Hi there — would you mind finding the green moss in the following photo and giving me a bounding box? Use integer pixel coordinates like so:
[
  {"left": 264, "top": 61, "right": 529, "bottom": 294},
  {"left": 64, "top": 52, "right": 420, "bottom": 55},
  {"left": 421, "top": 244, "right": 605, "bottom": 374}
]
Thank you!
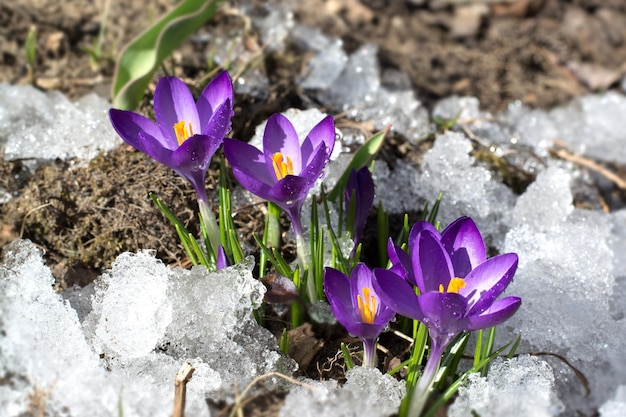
[{"left": 473, "top": 148, "right": 535, "bottom": 195}]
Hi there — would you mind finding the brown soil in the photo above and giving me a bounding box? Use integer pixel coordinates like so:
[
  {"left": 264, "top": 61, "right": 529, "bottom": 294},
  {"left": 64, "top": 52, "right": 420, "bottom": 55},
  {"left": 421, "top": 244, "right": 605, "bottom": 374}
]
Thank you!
[{"left": 1, "top": 0, "right": 625, "bottom": 415}]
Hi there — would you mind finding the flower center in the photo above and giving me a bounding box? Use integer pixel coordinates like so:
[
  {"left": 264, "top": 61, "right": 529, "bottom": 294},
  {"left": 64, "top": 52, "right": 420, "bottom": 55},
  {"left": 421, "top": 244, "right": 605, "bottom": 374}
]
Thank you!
[
  {"left": 272, "top": 152, "right": 294, "bottom": 180},
  {"left": 439, "top": 277, "right": 466, "bottom": 294},
  {"left": 174, "top": 120, "right": 194, "bottom": 146},
  {"left": 357, "top": 287, "right": 378, "bottom": 324}
]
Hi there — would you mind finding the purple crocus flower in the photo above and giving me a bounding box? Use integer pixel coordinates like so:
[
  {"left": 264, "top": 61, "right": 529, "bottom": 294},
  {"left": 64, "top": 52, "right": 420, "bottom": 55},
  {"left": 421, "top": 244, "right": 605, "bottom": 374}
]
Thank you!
[
  {"left": 345, "top": 167, "right": 375, "bottom": 250},
  {"left": 109, "top": 72, "right": 234, "bottom": 256},
  {"left": 374, "top": 216, "right": 521, "bottom": 416},
  {"left": 324, "top": 264, "right": 395, "bottom": 368},
  {"left": 216, "top": 245, "right": 229, "bottom": 270},
  {"left": 223, "top": 113, "right": 335, "bottom": 238},
  {"left": 387, "top": 216, "right": 487, "bottom": 287}
]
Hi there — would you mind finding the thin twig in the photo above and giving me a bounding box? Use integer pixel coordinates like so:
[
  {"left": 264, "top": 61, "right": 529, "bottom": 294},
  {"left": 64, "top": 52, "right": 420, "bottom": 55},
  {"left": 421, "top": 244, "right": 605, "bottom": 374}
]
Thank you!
[
  {"left": 172, "top": 362, "right": 195, "bottom": 417},
  {"left": 20, "top": 203, "right": 52, "bottom": 238},
  {"left": 391, "top": 329, "right": 415, "bottom": 344},
  {"left": 530, "top": 351, "right": 590, "bottom": 398},
  {"left": 228, "top": 372, "right": 315, "bottom": 417},
  {"left": 551, "top": 147, "right": 626, "bottom": 190}
]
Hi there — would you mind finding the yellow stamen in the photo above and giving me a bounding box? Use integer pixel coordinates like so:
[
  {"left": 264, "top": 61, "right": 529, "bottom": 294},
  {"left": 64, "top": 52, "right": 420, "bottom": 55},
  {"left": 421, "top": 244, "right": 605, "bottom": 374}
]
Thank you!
[
  {"left": 357, "top": 287, "right": 378, "bottom": 324},
  {"left": 174, "top": 120, "right": 194, "bottom": 146},
  {"left": 439, "top": 277, "right": 466, "bottom": 294},
  {"left": 272, "top": 152, "right": 294, "bottom": 180}
]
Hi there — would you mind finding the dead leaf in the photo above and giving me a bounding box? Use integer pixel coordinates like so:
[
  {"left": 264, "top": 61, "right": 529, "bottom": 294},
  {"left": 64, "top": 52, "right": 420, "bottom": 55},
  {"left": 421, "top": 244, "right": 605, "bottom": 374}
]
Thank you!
[
  {"left": 567, "top": 61, "right": 624, "bottom": 90},
  {"left": 287, "top": 323, "right": 324, "bottom": 369}
]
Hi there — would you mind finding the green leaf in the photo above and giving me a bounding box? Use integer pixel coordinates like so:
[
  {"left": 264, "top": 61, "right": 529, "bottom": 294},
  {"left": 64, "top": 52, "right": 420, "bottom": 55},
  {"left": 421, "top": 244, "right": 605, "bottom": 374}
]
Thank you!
[
  {"left": 150, "top": 192, "right": 209, "bottom": 267},
  {"left": 327, "top": 126, "right": 389, "bottom": 201},
  {"left": 432, "top": 112, "right": 461, "bottom": 132},
  {"left": 377, "top": 201, "right": 389, "bottom": 267},
  {"left": 25, "top": 25, "right": 37, "bottom": 70},
  {"left": 341, "top": 342, "right": 355, "bottom": 370},
  {"left": 423, "top": 341, "right": 514, "bottom": 417},
  {"left": 111, "top": 0, "right": 225, "bottom": 110},
  {"left": 266, "top": 202, "right": 282, "bottom": 249},
  {"left": 279, "top": 328, "right": 290, "bottom": 355},
  {"left": 218, "top": 156, "right": 244, "bottom": 265},
  {"left": 387, "top": 357, "right": 411, "bottom": 376},
  {"left": 506, "top": 334, "right": 522, "bottom": 359}
]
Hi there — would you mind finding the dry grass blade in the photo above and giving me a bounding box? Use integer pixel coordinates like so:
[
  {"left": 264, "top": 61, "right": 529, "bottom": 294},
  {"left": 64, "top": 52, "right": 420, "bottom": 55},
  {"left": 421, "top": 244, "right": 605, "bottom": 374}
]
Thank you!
[
  {"left": 551, "top": 145, "right": 626, "bottom": 190},
  {"left": 228, "top": 372, "right": 315, "bottom": 417},
  {"left": 172, "top": 361, "right": 195, "bottom": 417}
]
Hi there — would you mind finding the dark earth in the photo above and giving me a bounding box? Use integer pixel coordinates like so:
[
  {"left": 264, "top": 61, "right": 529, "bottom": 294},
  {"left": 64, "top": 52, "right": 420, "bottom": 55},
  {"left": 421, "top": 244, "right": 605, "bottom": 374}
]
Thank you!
[{"left": 1, "top": 0, "right": 626, "bottom": 415}]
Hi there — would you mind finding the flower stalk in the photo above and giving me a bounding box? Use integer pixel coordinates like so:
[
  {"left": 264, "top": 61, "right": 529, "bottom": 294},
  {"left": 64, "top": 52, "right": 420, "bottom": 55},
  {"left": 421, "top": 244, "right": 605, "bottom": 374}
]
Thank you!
[
  {"left": 198, "top": 199, "right": 221, "bottom": 260},
  {"left": 406, "top": 338, "right": 445, "bottom": 417}
]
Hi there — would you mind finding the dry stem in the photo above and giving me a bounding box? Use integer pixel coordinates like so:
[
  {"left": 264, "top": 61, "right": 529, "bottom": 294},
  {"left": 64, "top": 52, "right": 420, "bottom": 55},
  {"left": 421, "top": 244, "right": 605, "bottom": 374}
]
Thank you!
[
  {"left": 172, "top": 361, "right": 195, "bottom": 417},
  {"left": 552, "top": 146, "right": 626, "bottom": 191}
]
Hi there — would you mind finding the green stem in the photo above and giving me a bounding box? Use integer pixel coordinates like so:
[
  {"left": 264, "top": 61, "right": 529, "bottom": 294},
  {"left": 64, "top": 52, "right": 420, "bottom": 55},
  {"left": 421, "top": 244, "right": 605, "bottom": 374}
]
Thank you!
[
  {"left": 362, "top": 338, "right": 378, "bottom": 368},
  {"left": 407, "top": 340, "right": 446, "bottom": 417},
  {"left": 198, "top": 200, "right": 221, "bottom": 259},
  {"left": 296, "top": 234, "right": 316, "bottom": 303}
]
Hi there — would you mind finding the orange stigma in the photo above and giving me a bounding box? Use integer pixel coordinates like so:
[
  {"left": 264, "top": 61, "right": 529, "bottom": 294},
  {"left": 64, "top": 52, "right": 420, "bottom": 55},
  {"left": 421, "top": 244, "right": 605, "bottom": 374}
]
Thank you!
[
  {"left": 272, "top": 152, "right": 294, "bottom": 180},
  {"left": 357, "top": 287, "right": 378, "bottom": 324},
  {"left": 174, "top": 120, "right": 194, "bottom": 146},
  {"left": 439, "top": 278, "right": 466, "bottom": 294}
]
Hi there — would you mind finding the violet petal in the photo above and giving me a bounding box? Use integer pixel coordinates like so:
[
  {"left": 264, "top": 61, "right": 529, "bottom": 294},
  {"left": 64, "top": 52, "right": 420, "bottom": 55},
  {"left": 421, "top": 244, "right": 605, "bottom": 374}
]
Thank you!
[
  {"left": 408, "top": 221, "right": 439, "bottom": 247},
  {"left": 109, "top": 109, "right": 177, "bottom": 167},
  {"left": 412, "top": 230, "right": 454, "bottom": 293},
  {"left": 373, "top": 268, "right": 424, "bottom": 321},
  {"left": 387, "top": 239, "right": 414, "bottom": 285},
  {"left": 223, "top": 138, "right": 276, "bottom": 186},
  {"left": 266, "top": 175, "right": 310, "bottom": 205},
  {"left": 153, "top": 77, "right": 200, "bottom": 145},
  {"left": 197, "top": 71, "right": 234, "bottom": 132},
  {"left": 301, "top": 115, "right": 335, "bottom": 166},
  {"left": 416, "top": 291, "right": 468, "bottom": 336},
  {"left": 440, "top": 216, "right": 487, "bottom": 277},
  {"left": 263, "top": 114, "right": 303, "bottom": 175},
  {"left": 202, "top": 99, "right": 232, "bottom": 140},
  {"left": 461, "top": 253, "right": 518, "bottom": 315},
  {"left": 465, "top": 297, "right": 522, "bottom": 331}
]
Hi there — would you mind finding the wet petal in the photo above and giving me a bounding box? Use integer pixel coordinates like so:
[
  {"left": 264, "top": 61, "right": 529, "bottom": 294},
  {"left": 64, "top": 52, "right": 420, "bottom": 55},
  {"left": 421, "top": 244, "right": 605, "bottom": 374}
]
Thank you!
[
  {"left": 440, "top": 216, "right": 487, "bottom": 277},
  {"left": 461, "top": 253, "right": 519, "bottom": 315},
  {"left": 170, "top": 134, "right": 218, "bottom": 172},
  {"left": 266, "top": 175, "right": 310, "bottom": 205},
  {"left": 154, "top": 77, "right": 200, "bottom": 145},
  {"left": 408, "top": 221, "right": 439, "bottom": 247},
  {"left": 465, "top": 297, "right": 522, "bottom": 331},
  {"left": 201, "top": 99, "right": 233, "bottom": 140},
  {"left": 224, "top": 138, "right": 275, "bottom": 186},
  {"left": 197, "top": 71, "right": 234, "bottom": 133},
  {"left": 324, "top": 267, "right": 358, "bottom": 324},
  {"left": 301, "top": 115, "right": 335, "bottom": 166},
  {"left": 346, "top": 167, "right": 375, "bottom": 245},
  {"left": 416, "top": 291, "right": 468, "bottom": 336},
  {"left": 109, "top": 108, "right": 171, "bottom": 151},
  {"left": 324, "top": 267, "right": 353, "bottom": 305},
  {"left": 169, "top": 134, "right": 217, "bottom": 192},
  {"left": 373, "top": 268, "right": 424, "bottom": 321},
  {"left": 347, "top": 322, "right": 388, "bottom": 341},
  {"left": 412, "top": 230, "right": 454, "bottom": 293},
  {"left": 373, "top": 303, "right": 396, "bottom": 327},
  {"left": 387, "top": 239, "right": 414, "bottom": 285},
  {"left": 263, "top": 114, "right": 303, "bottom": 175},
  {"left": 109, "top": 109, "right": 174, "bottom": 163},
  {"left": 298, "top": 142, "right": 327, "bottom": 185},
  {"left": 352, "top": 263, "right": 374, "bottom": 294}
]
